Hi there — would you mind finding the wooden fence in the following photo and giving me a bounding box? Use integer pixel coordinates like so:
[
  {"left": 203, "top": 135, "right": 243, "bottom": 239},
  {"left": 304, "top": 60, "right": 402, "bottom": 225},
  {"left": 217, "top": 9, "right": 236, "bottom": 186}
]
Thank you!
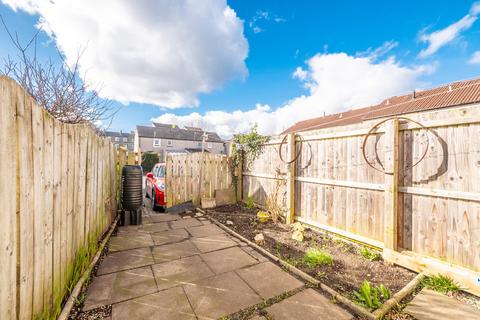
[
  {"left": 242, "top": 103, "right": 480, "bottom": 295},
  {"left": 0, "top": 76, "right": 118, "bottom": 319},
  {"left": 165, "top": 152, "right": 231, "bottom": 207}
]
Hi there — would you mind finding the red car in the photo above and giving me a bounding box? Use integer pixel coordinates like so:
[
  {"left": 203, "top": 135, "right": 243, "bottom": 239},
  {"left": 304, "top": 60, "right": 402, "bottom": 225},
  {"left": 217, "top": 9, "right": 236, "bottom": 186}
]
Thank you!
[{"left": 145, "top": 163, "right": 166, "bottom": 211}]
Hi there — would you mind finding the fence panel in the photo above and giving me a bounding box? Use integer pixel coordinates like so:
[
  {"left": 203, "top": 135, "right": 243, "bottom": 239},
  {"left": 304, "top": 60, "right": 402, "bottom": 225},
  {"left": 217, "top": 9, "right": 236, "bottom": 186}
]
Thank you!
[
  {"left": 0, "top": 75, "right": 118, "bottom": 319},
  {"left": 166, "top": 152, "right": 231, "bottom": 206}
]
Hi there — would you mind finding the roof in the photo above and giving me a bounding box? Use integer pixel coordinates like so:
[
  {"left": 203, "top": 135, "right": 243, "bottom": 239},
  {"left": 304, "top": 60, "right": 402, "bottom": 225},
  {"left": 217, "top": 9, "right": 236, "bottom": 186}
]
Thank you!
[
  {"left": 136, "top": 125, "right": 224, "bottom": 143},
  {"left": 283, "top": 78, "right": 480, "bottom": 134},
  {"left": 104, "top": 130, "right": 133, "bottom": 138}
]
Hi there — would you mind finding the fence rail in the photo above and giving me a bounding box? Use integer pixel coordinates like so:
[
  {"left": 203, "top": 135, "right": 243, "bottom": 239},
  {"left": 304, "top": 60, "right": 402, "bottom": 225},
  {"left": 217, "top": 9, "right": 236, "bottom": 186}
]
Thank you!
[
  {"left": 0, "top": 76, "right": 117, "bottom": 319},
  {"left": 242, "top": 102, "right": 480, "bottom": 296}
]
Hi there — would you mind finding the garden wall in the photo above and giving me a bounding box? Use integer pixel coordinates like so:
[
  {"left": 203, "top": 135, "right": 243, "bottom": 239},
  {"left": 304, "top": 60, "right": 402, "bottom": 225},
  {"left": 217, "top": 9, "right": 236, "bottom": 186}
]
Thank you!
[{"left": 0, "top": 76, "right": 118, "bottom": 319}]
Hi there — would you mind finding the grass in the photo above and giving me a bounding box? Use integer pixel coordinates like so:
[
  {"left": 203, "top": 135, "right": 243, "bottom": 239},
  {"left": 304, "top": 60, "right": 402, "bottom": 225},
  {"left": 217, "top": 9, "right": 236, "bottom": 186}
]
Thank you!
[
  {"left": 421, "top": 274, "right": 461, "bottom": 294},
  {"left": 358, "top": 246, "right": 382, "bottom": 261},
  {"left": 303, "top": 248, "right": 333, "bottom": 267}
]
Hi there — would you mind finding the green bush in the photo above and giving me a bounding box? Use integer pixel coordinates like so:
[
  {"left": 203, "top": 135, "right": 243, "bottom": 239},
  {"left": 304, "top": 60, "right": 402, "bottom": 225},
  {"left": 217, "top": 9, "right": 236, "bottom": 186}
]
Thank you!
[
  {"left": 141, "top": 152, "right": 159, "bottom": 174},
  {"left": 303, "top": 248, "right": 333, "bottom": 267},
  {"left": 246, "top": 196, "right": 255, "bottom": 209},
  {"left": 421, "top": 274, "right": 460, "bottom": 294},
  {"left": 353, "top": 281, "right": 391, "bottom": 310},
  {"left": 358, "top": 246, "right": 382, "bottom": 261}
]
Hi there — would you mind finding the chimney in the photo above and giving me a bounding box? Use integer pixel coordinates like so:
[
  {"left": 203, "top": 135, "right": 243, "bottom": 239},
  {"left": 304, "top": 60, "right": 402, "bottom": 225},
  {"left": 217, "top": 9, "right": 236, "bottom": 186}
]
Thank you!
[
  {"left": 386, "top": 99, "right": 390, "bottom": 105},
  {"left": 412, "top": 90, "right": 416, "bottom": 99},
  {"left": 448, "top": 84, "right": 452, "bottom": 92}
]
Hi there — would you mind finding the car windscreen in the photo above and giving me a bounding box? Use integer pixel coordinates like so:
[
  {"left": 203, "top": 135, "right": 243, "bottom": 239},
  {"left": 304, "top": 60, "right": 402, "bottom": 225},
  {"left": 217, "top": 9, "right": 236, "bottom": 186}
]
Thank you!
[{"left": 157, "top": 166, "right": 165, "bottom": 177}]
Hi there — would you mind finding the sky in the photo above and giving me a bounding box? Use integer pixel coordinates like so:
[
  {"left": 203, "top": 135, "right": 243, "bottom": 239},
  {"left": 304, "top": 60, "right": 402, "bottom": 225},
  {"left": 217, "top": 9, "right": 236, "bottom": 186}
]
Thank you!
[{"left": 1, "top": 0, "right": 480, "bottom": 137}]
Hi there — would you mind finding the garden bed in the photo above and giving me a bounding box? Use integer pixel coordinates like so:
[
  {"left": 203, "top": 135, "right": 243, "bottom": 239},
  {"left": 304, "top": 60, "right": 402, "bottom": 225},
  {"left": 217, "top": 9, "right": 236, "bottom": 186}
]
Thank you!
[{"left": 205, "top": 204, "right": 416, "bottom": 303}]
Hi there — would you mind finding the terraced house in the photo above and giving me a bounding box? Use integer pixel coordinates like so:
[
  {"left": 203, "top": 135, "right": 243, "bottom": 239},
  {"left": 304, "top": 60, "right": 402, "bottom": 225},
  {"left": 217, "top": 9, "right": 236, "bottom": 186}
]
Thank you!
[{"left": 134, "top": 123, "right": 226, "bottom": 161}]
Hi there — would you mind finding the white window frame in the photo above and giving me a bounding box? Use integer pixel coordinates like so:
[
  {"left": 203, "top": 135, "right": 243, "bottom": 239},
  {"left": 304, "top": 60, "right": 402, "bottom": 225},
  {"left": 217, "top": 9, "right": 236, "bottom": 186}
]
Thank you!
[
  {"left": 167, "top": 140, "right": 173, "bottom": 147},
  {"left": 114, "top": 137, "right": 119, "bottom": 142},
  {"left": 207, "top": 142, "right": 212, "bottom": 149},
  {"left": 197, "top": 142, "right": 202, "bottom": 147},
  {"left": 123, "top": 137, "right": 128, "bottom": 142},
  {"left": 153, "top": 138, "right": 161, "bottom": 147}
]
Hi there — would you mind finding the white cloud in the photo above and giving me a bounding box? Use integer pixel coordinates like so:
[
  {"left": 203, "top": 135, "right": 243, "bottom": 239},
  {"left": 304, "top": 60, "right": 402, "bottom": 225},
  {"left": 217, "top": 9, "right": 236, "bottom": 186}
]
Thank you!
[
  {"left": 248, "top": 10, "right": 285, "bottom": 34},
  {"left": 152, "top": 51, "right": 434, "bottom": 138},
  {"left": 2, "top": 0, "right": 248, "bottom": 108},
  {"left": 469, "top": 50, "right": 480, "bottom": 64},
  {"left": 292, "top": 67, "right": 308, "bottom": 81},
  {"left": 419, "top": 2, "right": 480, "bottom": 58}
]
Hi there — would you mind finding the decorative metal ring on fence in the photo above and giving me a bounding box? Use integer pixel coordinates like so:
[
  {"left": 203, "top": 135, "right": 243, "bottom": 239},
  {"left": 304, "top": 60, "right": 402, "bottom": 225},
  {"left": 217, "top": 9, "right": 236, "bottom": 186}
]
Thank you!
[
  {"left": 278, "top": 133, "right": 303, "bottom": 164},
  {"left": 361, "top": 116, "right": 430, "bottom": 175}
]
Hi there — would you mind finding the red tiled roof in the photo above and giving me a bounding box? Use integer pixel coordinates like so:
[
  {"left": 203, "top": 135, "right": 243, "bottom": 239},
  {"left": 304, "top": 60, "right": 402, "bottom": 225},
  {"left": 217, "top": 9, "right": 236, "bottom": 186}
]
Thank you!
[{"left": 283, "top": 78, "right": 480, "bottom": 134}]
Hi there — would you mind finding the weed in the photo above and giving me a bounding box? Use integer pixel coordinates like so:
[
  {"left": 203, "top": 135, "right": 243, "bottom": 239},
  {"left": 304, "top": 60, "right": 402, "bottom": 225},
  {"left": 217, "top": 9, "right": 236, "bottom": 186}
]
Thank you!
[
  {"left": 303, "top": 248, "right": 333, "bottom": 267},
  {"left": 317, "top": 271, "right": 326, "bottom": 279},
  {"left": 358, "top": 246, "right": 382, "bottom": 261},
  {"left": 421, "top": 274, "right": 461, "bottom": 294},
  {"left": 75, "top": 292, "right": 86, "bottom": 307},
  {"left": 353, "top": 281, "right": 391, "bottom": 310},
  {"left": 246, "top": 196, "right": 255, "bottom": 209}
]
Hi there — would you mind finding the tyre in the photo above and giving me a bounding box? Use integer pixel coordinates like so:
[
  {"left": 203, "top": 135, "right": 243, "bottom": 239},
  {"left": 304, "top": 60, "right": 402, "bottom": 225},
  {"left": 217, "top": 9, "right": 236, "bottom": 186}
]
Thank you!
[{"left": 152, "top": 188, "right": 159, "bottom": 211}]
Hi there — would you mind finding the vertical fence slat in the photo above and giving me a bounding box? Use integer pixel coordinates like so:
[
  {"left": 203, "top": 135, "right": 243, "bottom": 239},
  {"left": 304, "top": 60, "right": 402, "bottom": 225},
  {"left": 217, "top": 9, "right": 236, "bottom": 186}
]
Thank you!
[
  {"left": 52, "top": 119, "right": 63, "bottom": 307},
  {"left": 0, "top": 76, "right": 18, "bottom": 319}
]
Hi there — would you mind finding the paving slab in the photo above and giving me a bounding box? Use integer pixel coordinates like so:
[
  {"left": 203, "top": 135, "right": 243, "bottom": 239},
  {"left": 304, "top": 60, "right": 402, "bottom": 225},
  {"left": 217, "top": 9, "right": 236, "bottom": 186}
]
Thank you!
[
  {"left": 149, "top": 213, "right": 181, "bottom": 223},
  {"left": 190, "top": 233, "right": 237, "bottom": 253},
  {"left": 265, "top": 288, "right": 351, "bottom": 320},
  {"left": 115, "top": 225, "right": 148, "bottom": 236},
  {"left": 152, "top": 255, "right": 214, "bottom": 290},
  {"left": 111, "top": 286, "right": 196, "bottom": 320},
  {"left": 109, "top": 234, "right": 154, "bottom": 252},
  {"left": 151, "top": 228, "right": 190, "bottom": 246},
  {"left": 83, "top": 266, "right": 157, "bottom": 310},
  {"left": 183, "top": 271, "right": 262, "bottom": 319},
  {"left": 201, "top": 246, "right": 258, "bottom": 274},
  {"left": 404, "top": 289, "right": 480, "bottom": 320},
  {"left": 97, "top": 247, "right": 154, "bottom": 275},
  {"left": 142, "top": 222, "right": 170, "bottom": 233},
  {"left": 170, "top": 217, "right": 203, "bottom": 229},
  {"left": 236, "top": 262, "right": 304, "bottom": 299},
  {"left": 151, "top": 240, "right": 200, "bottom": 263},
  {"left": 186, "top": 223, "right": 225, "bottom": 237},
  {"left": 241, "top": 246, "right": 269, "bottom": 262}
]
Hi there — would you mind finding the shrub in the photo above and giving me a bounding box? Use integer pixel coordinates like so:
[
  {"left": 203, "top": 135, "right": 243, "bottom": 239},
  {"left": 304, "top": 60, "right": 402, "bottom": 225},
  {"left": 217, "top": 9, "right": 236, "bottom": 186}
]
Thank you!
[
  {"left": 358, "top": 246, "right": 382, "bottom": 261},
  {"left": 421, "top": 274, "right": 460, "bottom": 294},
  {"left": 303, "top": 248, "right": 333, "bottom": 267},
  {"left": 246, "top": 196, "right": 255, "bottom": 209},
  {"left": 141, "top": 152, "right": 159, "bottom": 174},
  {"left": 353, "top": 281, "right": 391, "bottom": 310}
]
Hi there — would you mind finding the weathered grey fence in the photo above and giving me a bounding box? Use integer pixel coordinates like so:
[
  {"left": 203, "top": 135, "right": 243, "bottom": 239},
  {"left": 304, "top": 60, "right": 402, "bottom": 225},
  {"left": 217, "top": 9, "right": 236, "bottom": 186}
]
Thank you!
[
  {"left": 0, "top": 76, "right": 117, "bottom": 319},
  {"left": 242, "top": 103, "right": 480, "bottom": 296}
]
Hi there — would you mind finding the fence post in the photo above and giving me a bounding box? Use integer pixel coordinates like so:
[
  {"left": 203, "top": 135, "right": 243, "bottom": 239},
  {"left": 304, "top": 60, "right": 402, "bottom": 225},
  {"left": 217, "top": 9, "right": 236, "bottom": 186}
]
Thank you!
[
  {"left": 383, "top": 118, "right": 399, "bottom": 253},
  {"left": 286, "top": 133, "right": 296, "bottom": 224}
]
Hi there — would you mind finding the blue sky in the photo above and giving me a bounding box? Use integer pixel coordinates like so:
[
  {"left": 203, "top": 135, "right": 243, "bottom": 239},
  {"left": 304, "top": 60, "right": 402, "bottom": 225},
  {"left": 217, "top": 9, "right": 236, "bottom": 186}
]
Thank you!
[{"left": 1, "top": 1, "right": 479, "bottom": 136}]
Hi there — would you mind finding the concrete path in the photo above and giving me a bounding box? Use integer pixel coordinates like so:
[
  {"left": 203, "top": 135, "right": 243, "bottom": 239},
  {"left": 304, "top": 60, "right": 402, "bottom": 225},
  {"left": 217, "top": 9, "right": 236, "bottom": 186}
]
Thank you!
[
  {"left": 82, "top": 204, "right": 352, "bottom": 319},
  {"left": 405, "top": 289, "right": 480, "bottom": 320}
]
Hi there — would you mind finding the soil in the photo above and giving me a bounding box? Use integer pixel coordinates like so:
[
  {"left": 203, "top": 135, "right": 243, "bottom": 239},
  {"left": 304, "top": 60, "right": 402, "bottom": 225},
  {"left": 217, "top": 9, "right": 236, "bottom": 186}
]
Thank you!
[{"left": 205, "top": 204, "right": 416, "bottom": 298}]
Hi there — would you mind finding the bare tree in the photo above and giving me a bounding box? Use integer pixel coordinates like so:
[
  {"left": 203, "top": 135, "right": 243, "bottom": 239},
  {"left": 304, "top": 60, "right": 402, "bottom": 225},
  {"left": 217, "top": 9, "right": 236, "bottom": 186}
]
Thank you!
[{"left": 0, "top": 16, "right": 116, "bottom": 126}]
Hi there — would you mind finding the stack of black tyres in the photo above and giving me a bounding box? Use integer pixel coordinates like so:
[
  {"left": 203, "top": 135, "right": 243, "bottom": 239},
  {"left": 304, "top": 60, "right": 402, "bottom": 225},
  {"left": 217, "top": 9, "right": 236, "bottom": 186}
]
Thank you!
[{"left": 121, "top": 165, "right": 143, "bottom": 226}]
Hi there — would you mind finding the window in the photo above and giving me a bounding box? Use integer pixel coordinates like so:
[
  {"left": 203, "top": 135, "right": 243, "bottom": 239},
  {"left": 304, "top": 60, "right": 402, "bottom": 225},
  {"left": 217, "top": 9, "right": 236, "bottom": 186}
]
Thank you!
[
  {"left": 114, "top": 143, "right": 119, "bottom": 148},
  {"left": 157, "top": 166, "right": 165, "bottom": 177},
  {"left": 167, "top": 140, "right": 173, "bottom": 147},
  {"left": 114, "top": 137, "right": 119, "bottom": 142},
  {"left": 208, "top": 143, "right": 212, "bottom": 149},
  {"left": 123, "top": 137, "right": 128, "bottom": 142},
  {"left": 153, "top": 139, "right": 161, "bottom": 147},
  {"left": 197, "top": 142, "right": 202, "bottom": 147}
]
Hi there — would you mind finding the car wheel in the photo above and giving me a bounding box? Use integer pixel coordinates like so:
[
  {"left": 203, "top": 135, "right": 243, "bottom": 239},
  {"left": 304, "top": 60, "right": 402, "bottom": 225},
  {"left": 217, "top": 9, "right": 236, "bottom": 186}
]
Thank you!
[{"left": 152, "top": 188, "right": 158, "bottom": 211}]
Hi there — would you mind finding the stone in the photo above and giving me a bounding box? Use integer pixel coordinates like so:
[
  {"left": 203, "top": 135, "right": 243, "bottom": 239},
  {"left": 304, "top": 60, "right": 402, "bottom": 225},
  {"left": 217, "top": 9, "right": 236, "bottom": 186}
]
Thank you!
[
  {"left": 194, "top": 212, "right": 203, "bottom": 217},
  {"left": 236, "top": 262, "right": 304, "bottom": 299},
  {"left": 142, "top": 222, "right": 170, "bottom": 233},
  {"left": 404, "top": 289, "right": 480, "bottom": 320},
  {"left": 97, "top": 247, "right": 154, "bottom": 275},
  {"left": 150, "top": 229, "right": 189, "bottom": 246},
  {"left": 190, "top": 233, "right": 237, "bottom": 253},
  {"left": 201, "top": 246, "right": 258, "bottom": 274},
  {"left": 291, "top": 230, "right": 304, "bottom": 242},
  {"left": 151, "top": 240, "right": 200, "bottom": 263},
  {"left": 254, "top": 233, "right": 265, "bottom": 246},
  {"left": 226, "top": 220, "right": 234, "bottom": 225},
  {"left": 214, "top": 188, "right": 236, "bottom": 206},
  {"left": 186, "top": 224, "right": 224, "bottom": 238},
  {"left": 183, "top": 271, "right": 261, "bottom": 319},
  {"left": 83, "top": 266, "right": 157, "bottom": 310},
  {"left": 151, "top": 255, "right": 214, "bottom": 290},
  {"left": 109, "top": 234, "right": 154, "bottom": 252},
  {"left": 266, "top": 288, "right": 351, "bottom": 320},
  {"left": 170, "top": 217, "right": 203, "bottom": 229},
  {"left": 111, "top": 286, "right": 196, "bottom": 320},
  {"left": 292, "top": 222, "right": 305, "bottom": 232},
  {"left": 201, "top": 196, "right": 216, "bottom": 209}
]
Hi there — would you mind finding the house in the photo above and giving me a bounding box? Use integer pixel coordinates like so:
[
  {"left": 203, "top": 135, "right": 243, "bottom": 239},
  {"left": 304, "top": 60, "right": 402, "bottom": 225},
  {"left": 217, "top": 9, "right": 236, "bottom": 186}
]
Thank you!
[
  {"left": 104, "top": 130, "right": 134, "bottom": 150},
  {"left": 134, "top": 123, "right": 225, "bottom": 161},
  {"left": 283, "top": 78, "right": 480, "bottom": 133}
]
